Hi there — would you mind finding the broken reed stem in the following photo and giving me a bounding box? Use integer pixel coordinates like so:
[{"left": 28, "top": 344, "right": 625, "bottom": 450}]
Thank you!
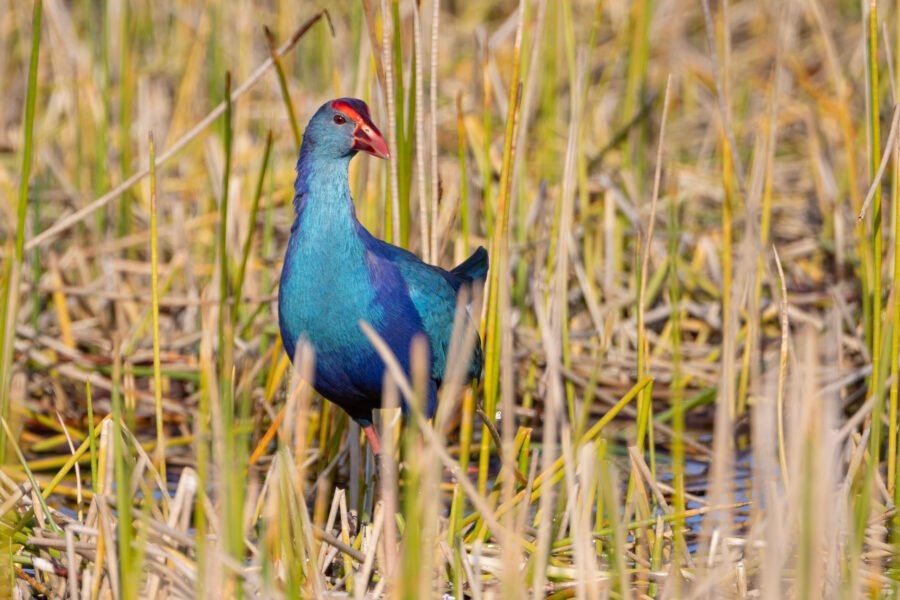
[{"left": 857, "top": 105, "right": 900, "bottom": 222}]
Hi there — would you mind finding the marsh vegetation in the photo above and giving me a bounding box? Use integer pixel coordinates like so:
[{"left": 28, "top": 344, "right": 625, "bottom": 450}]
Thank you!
[{"left": 0, "top": 0, "right": 898, "bottom": 597}]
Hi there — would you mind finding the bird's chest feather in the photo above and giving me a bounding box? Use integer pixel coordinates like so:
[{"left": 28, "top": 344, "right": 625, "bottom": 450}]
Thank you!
[{"left": 279, "top": 221, "right": 384, "bottom": 359}]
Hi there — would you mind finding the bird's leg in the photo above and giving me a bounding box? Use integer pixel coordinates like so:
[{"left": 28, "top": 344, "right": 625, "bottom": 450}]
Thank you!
[
  {"left": 363, "top": 424, "right": 386, "bottom": 485},
  {"left": 363, "top": 424, "right": 382, "bottom": 455}
]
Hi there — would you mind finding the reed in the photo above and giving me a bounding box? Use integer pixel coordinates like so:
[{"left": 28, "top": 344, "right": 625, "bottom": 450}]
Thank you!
[
  {"left": 854, "top": 1, "right": 884, "bottom": 586},
  {"left": 479, "top": 0, "right": 525, "bottom": 498},
  {"left": 893, "top": 6, "right": 900, "bottom": 572},
  {"left": 110, "top": 344, "right": 137, "bottom": 599},
  {"left": 0, "top": 0, "right": 42, "bottom": 464},
  {"left": 148, "top": 133, "right": 166, "bottom": 486}
]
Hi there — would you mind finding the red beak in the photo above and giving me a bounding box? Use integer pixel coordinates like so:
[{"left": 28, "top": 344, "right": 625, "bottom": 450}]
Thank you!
[
  {"left": 331, "top": 98, "right": 391, "bottom": 160},
  {"left": 352, "top": 122, "right": 390, "bottom": 159}
]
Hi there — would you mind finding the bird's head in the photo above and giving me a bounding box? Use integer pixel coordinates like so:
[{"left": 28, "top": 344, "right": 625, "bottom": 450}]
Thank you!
[{"left": 300, "top": 98, "right": 390, "bottom": 161}]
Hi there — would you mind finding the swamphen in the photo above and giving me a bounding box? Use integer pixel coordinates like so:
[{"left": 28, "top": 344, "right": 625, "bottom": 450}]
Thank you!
[{"left": 278, "top": 98, "right": 488, "bottom": 458}]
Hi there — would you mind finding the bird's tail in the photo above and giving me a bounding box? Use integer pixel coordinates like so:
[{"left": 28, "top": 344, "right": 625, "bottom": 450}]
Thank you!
[{"left": 450, "top": 246, "right": 489, "bottom": 284}]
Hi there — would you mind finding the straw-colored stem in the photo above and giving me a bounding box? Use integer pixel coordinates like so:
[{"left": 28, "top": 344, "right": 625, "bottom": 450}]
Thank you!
[
  {"left": 149, "top": 132, "right": 166, "bottom": 488},
  {"left": 457, "top": 94, "right": 470, "bottom": 256},
  {"left": 380, "top": 0, "right": 401, "bottom": 244},
  {"left": 893, "top": 0, "right": 900, "bottom": 579},
  {"left": 773, "top": 247, "right": 790, "bottom": 487},
  {"left": 428, "top": 0, "right": 440, "bottom": 263},
  {"left": 667, "top": 189, "right": 685, "bottom": 587},
  {"left": 413, "top": 1, "right": 429, "bottom": 263},
  {"left": 86, "top": 381, "right": 97, "bottom": 492},
  {"left": 482, "top": 44, "right": 493, "bottom": 239},
  {"left": 891, "top": 122, "right": 900, "bottom": 497}
]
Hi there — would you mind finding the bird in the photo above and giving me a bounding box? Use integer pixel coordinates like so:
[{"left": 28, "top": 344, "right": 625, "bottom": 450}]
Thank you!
[{"left": 278, "top": 97, "right": 488, "bottom": 460}]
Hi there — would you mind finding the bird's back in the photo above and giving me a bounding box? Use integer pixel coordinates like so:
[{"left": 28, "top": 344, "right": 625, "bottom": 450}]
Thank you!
[{"left": 360, "top": 230, "right": 488, "bottom": 384}]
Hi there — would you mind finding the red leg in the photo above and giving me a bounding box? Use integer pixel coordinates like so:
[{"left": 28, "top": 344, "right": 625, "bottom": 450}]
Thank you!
[{"left": 363, "top": 424, "right": 382, "bottom": 456}]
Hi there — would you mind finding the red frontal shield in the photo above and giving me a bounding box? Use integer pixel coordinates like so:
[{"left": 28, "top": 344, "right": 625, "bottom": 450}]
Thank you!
[{"left": 331, "top": 99, "right": 390, "bottom": 159}]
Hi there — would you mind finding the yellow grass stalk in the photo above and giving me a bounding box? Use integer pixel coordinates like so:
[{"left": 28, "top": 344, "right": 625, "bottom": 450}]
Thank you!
[
  {"left": 479, "top": 0, "right": 526, "bottom": 496},
  {"left": 47, "top": 254, "right": 74, "bottom": 349},
  {"left": 149, "top": 132, "right": 166, "bottom": 487}
]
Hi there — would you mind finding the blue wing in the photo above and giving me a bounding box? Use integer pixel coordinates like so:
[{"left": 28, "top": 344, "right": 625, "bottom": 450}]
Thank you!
[{"left": 359, "top": 230, "right": 486, "bottom": 383}]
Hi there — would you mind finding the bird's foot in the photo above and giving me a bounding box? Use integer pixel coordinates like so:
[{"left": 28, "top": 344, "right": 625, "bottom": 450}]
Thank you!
[{"left": 373, "top": 452, "right": 390, "bottom": 489}]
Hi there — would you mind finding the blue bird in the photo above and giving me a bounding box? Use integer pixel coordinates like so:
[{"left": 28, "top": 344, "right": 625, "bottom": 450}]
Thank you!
[{"left": 278, "top": 98, "right": 488, "bottom": 457}]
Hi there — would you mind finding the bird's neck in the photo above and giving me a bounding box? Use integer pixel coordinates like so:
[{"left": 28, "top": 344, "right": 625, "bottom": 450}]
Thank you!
[{"left": 291, "top": 153, "right": 360, "bottom": 237}]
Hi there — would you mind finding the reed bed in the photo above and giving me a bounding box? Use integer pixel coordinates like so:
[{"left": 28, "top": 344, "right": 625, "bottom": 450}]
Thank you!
[{"left": 0, "top": 0, "right": 898, "bottom": 597}]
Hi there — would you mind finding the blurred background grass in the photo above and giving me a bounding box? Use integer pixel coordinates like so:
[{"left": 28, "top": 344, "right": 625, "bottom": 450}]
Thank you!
[{"left": 0, "top": 0, "right": 897, "bottom": 597}]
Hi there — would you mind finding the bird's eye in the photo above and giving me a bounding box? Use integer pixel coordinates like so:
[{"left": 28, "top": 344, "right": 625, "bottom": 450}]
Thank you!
[{"left": 333, "top": 114, "right": 346, "bottom": 125}]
